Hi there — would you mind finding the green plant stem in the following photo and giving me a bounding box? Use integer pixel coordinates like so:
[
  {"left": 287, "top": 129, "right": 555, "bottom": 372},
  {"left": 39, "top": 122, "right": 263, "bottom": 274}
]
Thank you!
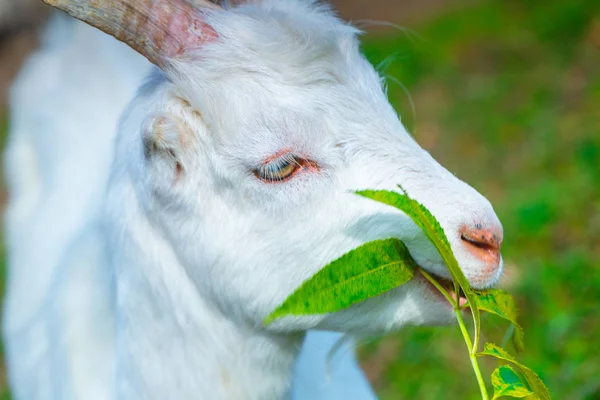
[
  {"left": 419, "top": 269, "right": 456, "bottom": 306},
  {"left": 420, "top": 269, "right": 489, "bottom": 400},
  {"left": 455, "top": 305, "right": 490, "bottom": 400},
  {"left": 471, "top": 302, "right": 481, "bottom": 359}
]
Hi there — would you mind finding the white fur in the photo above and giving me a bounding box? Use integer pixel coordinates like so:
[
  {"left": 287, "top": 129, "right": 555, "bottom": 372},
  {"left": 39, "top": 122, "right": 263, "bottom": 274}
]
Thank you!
[{"left": 3, "top": 1, "right": 503, "bottom": 399}]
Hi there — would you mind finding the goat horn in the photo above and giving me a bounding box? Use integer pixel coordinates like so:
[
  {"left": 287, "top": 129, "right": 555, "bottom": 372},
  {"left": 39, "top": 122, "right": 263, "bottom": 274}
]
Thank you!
[{"left": 41, "top": 0, "right": 221, "bottom": 68}]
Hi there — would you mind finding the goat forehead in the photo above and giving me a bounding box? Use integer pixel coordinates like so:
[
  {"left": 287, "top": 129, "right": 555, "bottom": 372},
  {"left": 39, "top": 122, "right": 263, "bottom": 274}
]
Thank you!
[
  {"left": 179, "top": 72, "right": 389, "bottom": 150},
  {"left": 190, "top": 0, "right": 362, "bottom": 82},
  {"left": 172, "top": 0, "right": 402, "bottom": 151},
  {"left": 181, "top": 78, "right": 403, "bottom": 159}
]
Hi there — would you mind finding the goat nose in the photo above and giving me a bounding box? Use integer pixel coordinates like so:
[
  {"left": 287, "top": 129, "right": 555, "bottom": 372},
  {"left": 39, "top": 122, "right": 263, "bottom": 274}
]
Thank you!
[{"left": 459, "top": 224, "right": 503, "bottom": 266}]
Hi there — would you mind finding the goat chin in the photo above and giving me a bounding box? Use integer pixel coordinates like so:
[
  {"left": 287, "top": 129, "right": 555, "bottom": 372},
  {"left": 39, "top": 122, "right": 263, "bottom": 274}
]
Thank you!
[{"left": 3, "top": 1, "right": 503, "bottom": 399}]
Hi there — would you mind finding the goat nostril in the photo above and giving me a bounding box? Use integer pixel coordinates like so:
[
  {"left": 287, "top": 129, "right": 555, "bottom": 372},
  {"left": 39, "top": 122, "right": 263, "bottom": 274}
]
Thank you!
[{"left": 459, "top": 225, "right": 503, "bottom": 264}]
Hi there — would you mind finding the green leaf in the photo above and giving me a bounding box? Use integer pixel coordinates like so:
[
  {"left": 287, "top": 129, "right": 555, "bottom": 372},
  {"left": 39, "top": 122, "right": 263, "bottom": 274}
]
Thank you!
[
  {"left": 491, "top": 365, "right": 534, "bottom": 399},
  {"left": 479, "top": 343, "right": 551, "bottom": 400},
  {"left": 264, "top": 238, "right": 417, "bottom": 325},
  {"left": 474, "top": 289, "right": 525, "bottom": 352},
  {"left": 356, "top": 188, "right": 482, "bottom": 349}
]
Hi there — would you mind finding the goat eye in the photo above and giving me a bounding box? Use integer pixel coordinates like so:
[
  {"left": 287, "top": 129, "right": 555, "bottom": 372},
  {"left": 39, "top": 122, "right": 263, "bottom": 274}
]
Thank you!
[{"left": 254, "top": 155, "right": 301, "bottom": 183}]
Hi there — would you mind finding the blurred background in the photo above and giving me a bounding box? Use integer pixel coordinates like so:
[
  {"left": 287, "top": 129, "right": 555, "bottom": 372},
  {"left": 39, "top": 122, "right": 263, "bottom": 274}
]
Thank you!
[{"left": 0, "top": 0, "right": 598, "bottom": 399}]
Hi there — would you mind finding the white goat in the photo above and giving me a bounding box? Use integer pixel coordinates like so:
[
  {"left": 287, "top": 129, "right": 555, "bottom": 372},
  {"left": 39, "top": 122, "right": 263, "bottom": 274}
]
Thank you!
[{"left": 3, "top": 0, "right": 504, "bottom": 399}]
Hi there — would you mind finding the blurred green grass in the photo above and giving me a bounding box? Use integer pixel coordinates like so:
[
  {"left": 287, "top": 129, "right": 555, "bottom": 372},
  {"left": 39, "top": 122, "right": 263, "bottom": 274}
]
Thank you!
[
  {"left": 0, "top": 0, "right": 599, "bottom": 399},
  {"left": 359, "top": 0, "right": 600, "bottom": 399}
]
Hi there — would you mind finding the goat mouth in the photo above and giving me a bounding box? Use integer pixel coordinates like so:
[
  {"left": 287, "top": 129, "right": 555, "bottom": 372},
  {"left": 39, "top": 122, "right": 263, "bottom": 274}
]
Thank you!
[{"left": 419, "top": 269, "right": 468, "bottom": 308}]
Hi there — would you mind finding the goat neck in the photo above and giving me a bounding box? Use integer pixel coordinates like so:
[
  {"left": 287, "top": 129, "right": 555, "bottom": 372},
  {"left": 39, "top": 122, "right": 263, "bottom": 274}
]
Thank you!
[{"left": 106, "top": 163, "right": 304, "bottom": 399}]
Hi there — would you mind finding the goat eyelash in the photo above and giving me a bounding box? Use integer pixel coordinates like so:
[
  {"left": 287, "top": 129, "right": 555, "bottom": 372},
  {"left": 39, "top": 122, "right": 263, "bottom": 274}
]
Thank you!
[
  {"left": 253, "top": 153, "right": 319, "bottom": 183},
  {"left": 254, "top": 153, "right": 301, "bottom": 183}
]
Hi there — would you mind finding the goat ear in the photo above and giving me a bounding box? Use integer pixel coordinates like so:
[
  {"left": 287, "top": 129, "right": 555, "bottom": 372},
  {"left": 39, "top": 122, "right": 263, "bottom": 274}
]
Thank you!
[
  {"left": 142, "top": 114, "right": 192, "bottom": 183},
  {"left": 42, "top": 0, "right": 220, "bottom": 69}
]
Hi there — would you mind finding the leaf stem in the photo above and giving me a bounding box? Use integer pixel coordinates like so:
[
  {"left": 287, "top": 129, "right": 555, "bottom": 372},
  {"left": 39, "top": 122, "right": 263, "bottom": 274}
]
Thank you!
[
  {"left": 419, "top": 269, "right": 489, "bottom": 400},
  {"left": 419, "top": 269, "right": 456, "bottom": 306},
  {"left": 455, "top": 305, "right": 490, "bottom": 400},
  {"left": 471, "top": 305, "right": 481, "bottom": 357}
]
